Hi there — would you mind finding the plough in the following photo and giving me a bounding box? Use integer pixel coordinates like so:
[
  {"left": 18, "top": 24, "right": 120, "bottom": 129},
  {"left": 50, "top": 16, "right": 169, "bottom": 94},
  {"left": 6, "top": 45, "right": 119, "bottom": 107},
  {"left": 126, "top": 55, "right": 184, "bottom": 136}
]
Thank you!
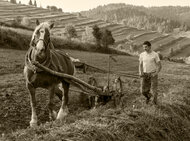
[{"left": 31, "top": 61, "right": 124, "bottom": 106}]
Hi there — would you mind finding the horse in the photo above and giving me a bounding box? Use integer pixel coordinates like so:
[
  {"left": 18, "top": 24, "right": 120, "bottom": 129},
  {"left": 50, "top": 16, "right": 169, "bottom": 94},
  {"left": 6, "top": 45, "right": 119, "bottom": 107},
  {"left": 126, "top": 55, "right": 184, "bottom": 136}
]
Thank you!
[{"left": 23, "top": 20, "right": 75, "bottom": 127}]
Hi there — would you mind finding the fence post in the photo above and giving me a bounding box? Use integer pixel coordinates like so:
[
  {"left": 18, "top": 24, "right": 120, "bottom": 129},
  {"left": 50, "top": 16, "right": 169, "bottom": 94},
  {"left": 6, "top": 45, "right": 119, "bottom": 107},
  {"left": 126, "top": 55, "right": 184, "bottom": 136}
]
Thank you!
[{"left": 107, "top": 55, "right": 111, "bottom": 91}]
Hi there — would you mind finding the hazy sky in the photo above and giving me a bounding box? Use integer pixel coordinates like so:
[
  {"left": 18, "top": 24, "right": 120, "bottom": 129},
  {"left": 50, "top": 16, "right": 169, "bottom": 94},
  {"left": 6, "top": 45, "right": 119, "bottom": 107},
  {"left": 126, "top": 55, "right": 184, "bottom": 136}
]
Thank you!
[{"left": 18, "top": 0, "right": 190, "bottom": 12}]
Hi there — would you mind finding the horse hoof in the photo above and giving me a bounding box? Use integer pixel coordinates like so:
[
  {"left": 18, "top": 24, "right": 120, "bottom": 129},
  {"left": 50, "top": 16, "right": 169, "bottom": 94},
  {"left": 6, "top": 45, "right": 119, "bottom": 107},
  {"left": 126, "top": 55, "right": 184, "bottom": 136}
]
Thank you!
[
  {"left": 53, "top": 110, "right": 57, "bottom": 120},
  {"left": 56, "top": 108, "right": 68, "bottom": 120},
  {"left": 30, "top": 121, "right": 38, "bottom": 128},
  {"left": 50, "top": 111, "right": 57, "bottom": 121}
]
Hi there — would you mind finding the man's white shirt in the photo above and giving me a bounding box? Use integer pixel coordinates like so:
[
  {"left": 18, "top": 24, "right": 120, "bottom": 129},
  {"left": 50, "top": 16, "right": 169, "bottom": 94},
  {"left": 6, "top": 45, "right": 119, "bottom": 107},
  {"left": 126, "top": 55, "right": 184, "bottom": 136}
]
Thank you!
[{"left": 139, "top": 51, "right": 160, "bottom": 73}]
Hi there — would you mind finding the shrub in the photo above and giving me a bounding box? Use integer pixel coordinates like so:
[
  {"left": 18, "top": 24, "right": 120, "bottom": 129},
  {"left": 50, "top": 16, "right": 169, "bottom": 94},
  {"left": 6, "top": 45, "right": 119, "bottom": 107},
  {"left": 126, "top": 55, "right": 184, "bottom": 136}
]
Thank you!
[
  {"left": 0, "top": 25, "right": 129, "bottom": 56},
  {"left": 21, "top": 17, "right": 31, "bottom": 26},
  {"left": 82, "top": 26, "right": 95, "bottom": 43},
  {"left": 12, "top": 16, "right": 22, "bottom": 27},
  {"left": 64, "top": 24, "right": 77, "bottom": 40},
  {"left": 0, "top": 27, "right": 31, "bottom": 50},
  {"left": 10, "top": 0, "right": 16, "bottom": 4}
]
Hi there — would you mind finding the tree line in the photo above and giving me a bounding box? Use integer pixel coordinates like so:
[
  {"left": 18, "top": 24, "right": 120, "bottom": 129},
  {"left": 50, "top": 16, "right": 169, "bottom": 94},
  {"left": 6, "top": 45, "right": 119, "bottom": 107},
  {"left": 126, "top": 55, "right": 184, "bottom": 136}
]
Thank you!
[
  {"left": 10, "top": 0, "right": 63, "bottom": 12},
  {"left": 10, "top": 0, "right": 37, "bottom": 7},
  {"left": 81, "top": 3, "right": 190, "bottom": 33}
]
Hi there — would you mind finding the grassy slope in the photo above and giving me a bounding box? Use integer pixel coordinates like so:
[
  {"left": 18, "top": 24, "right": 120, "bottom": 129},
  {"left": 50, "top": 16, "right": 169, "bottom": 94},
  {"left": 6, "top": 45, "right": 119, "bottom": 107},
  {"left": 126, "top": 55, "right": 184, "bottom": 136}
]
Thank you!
[
  {"left": 1, "top": 1, "right": 190, "bottom": 57},
  {"left": 0, "top": 48, "right": 190, "bottom": 141}
]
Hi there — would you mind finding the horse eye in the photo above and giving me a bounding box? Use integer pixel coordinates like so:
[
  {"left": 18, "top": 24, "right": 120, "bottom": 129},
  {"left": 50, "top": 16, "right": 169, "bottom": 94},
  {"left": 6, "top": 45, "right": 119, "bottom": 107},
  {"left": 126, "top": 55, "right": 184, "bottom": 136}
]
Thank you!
[
  {"left": 34, "top": 34, "right": 38, "bottom": 38},
  {"left": 40, "top": 30, "right": 44, "bottom": 33}
]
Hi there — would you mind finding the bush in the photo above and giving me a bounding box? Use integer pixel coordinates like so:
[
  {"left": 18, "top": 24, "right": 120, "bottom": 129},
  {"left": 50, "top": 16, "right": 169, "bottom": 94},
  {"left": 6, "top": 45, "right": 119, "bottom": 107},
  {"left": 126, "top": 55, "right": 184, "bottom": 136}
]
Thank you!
[
  {"left": 21, "top": 17, "right": 31, "bottom": 26},
  {"left": 0, "top": 27, "right": 31, "bottom": 50},
  {"left": 64, "top": 24, "right": 77, "bottom": 40},
  {"left": 0, "top": 25, "right": 129, "bottom": 56}
]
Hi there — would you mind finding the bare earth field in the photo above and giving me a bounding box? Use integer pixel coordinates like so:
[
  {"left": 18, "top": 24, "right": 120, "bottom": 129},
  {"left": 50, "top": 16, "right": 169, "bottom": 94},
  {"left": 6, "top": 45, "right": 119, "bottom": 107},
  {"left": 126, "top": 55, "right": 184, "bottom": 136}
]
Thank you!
[{"left": 0, "top": 48, "right": 190, "bottom": 141}]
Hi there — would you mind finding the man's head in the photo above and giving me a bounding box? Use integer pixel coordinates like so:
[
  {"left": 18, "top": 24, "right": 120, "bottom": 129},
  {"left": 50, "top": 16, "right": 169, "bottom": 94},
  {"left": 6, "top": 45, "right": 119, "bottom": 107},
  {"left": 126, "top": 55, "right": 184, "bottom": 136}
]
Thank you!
[{"left": 143, "top": 41, "right": 151, "bottom": 53}]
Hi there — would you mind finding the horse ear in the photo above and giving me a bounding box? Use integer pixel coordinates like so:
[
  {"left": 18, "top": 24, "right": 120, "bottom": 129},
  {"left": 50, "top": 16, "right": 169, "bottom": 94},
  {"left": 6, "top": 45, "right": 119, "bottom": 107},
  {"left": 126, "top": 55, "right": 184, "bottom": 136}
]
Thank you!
[
  {"left": 36, "top": 19, "right": 40, "bottom": 25},
  {"left": 49, "top": 23, "right": 54, "bottom": 29}
]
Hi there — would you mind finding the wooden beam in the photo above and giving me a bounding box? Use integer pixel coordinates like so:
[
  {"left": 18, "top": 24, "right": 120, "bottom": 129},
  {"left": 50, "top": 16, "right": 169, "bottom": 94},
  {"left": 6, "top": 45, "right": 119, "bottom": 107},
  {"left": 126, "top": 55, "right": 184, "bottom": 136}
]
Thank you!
[{"left": 31, "top": 61, "right": 109, "bottom": 95}]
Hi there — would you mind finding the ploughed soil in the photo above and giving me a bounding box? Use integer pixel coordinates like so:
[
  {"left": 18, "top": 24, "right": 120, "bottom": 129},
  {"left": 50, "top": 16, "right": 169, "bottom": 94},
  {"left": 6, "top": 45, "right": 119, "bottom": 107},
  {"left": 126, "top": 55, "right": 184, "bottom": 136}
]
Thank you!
[{"left": 0, "top": 48, "right": 190, "bottom": 141}]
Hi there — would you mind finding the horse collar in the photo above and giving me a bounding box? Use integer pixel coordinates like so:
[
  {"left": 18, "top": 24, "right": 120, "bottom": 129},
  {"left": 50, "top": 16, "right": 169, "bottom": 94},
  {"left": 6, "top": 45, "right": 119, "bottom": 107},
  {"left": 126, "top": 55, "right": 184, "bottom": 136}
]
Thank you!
[
  {"left": 26, "top": 46, "right": 52, "bottom": 73},
  {"left": 27, "top": 55, "right": 37, "bottom": 73}
]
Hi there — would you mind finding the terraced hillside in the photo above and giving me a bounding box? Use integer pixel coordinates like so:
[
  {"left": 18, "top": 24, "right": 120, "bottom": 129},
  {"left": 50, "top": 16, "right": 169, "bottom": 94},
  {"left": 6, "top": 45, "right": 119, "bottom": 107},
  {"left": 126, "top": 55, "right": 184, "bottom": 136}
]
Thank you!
[
  {"left": 129, "top": 33, "right": 190, "bottom": 58},
  {"left": 0, "top": 0, "right": 159, "bottom": 43},
  {"left": 0, "top": 0, "right": 190, "bottom": 59}
]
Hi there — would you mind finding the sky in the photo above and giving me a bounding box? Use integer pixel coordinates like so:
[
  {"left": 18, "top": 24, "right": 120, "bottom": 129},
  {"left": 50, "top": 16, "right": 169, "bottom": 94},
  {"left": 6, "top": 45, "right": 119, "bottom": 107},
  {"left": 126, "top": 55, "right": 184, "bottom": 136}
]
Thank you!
[{"left": 17, "top": 0, "right": 190, "bottom": 12}]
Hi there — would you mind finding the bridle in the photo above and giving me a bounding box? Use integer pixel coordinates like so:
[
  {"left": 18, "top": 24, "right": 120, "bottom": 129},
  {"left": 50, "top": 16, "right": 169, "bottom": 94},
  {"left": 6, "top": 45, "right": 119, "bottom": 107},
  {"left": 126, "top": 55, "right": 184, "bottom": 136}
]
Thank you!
[
  {"left": 28, "top": 35, "right": 51, "bottom": 73},
  {"left": 32, "top": 38, "right": 50, "bottom": 49}
]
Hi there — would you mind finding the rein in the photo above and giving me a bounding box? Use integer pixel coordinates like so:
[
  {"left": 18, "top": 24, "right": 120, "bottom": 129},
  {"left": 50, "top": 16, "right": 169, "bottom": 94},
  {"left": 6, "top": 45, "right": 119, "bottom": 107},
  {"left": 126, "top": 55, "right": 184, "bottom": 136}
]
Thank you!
[
  {"left": 32, "top": 38, "right": 50, "bottom": 48},
  {"left": 27, "top": 39, "right": 52, "bottom": 73}
]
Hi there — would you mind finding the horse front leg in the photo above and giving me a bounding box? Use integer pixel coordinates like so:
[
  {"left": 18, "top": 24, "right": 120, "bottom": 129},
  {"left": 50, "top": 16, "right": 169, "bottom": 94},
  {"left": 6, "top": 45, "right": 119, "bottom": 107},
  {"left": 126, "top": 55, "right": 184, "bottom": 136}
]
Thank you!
[
  {"left": 57, "top": 81, "right": 70, "bottom": 121},
  {"left": 48, "top": 85, "right": 57, "bottom": 121},
  {"left": 26, "top": 83, "right": 37, "bottom": 127}
]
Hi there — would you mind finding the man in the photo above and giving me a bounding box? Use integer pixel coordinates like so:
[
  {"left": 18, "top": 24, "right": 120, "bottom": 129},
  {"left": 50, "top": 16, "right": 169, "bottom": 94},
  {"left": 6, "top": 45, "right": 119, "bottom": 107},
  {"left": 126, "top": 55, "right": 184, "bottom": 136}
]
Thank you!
[{"left": 139, "top": 41, "right": 162, "bottom": 104}]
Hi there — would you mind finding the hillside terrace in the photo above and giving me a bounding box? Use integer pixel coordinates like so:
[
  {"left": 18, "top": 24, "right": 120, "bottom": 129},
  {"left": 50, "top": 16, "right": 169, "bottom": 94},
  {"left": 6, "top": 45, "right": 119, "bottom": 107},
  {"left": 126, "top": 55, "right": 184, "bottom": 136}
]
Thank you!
[{"left": 0, "top": 0, "right": 190, "bottom": 58}]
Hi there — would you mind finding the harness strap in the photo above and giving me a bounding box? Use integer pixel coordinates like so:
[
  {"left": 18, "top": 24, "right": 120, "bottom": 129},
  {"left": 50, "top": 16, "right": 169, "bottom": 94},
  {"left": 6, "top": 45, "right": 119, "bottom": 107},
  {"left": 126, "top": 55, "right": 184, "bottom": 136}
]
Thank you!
[{"left": 26, "top": 43, "right": 52, "bottom": 73}]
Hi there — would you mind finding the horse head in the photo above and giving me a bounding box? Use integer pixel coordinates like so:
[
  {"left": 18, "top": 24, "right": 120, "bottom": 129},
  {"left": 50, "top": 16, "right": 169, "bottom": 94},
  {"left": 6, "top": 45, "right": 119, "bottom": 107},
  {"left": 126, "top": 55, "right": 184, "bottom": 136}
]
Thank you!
[{"left": 30, "top": 20, "right": 54, "bottom": 63}]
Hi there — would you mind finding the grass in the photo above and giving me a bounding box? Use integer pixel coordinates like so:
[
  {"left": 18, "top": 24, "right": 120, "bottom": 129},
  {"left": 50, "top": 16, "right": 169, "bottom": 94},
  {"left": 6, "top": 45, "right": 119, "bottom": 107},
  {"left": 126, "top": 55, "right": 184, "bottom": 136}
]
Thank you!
[{"left": 0, "top": 48, "right": 190, "bottom": 141}]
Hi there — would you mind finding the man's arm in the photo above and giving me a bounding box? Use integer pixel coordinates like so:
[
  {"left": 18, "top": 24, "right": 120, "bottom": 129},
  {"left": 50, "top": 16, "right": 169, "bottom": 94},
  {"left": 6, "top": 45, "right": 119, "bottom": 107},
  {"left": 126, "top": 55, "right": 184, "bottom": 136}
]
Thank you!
[
  {"left": 152, "top": 61, "right": 162, "bottom": 77},
  {"left": 152, "top": 53, "right": 162, "bottom": 76},
  {"left": 156, "top": 61, "right": 162, "bottom": 74}
]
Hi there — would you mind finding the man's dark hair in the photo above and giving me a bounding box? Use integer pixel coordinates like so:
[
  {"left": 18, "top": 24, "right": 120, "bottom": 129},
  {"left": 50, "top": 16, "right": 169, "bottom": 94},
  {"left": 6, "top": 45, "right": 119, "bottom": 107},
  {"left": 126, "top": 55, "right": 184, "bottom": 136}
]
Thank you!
[{"left": 143, "top": 41, "right": 151, "bottom": 47}]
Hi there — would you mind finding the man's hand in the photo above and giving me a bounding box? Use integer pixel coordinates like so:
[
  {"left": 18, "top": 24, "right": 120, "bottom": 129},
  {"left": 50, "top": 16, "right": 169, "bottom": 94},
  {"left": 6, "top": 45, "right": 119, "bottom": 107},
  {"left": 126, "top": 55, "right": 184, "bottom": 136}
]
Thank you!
[
  {"left": 139, "top": 73, "right": 144, "bottom": 78},
  {"left": 151, "top": 72, "right": 158, "bottom": 77}
]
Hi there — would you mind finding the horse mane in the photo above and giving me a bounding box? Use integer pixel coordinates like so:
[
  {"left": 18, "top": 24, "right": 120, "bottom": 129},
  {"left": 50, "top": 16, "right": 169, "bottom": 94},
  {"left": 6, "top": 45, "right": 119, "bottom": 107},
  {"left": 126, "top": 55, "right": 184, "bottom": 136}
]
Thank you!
[{"left": 49, "top": 42, "right": 55, "bottom": 49}]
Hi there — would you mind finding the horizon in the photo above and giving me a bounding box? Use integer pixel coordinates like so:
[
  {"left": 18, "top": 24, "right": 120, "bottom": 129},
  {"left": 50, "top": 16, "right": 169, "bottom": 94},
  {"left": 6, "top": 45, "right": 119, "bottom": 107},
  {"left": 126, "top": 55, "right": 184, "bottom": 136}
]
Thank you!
[{"left": 17, "top": 0, "right": 190, "bottom": 12}]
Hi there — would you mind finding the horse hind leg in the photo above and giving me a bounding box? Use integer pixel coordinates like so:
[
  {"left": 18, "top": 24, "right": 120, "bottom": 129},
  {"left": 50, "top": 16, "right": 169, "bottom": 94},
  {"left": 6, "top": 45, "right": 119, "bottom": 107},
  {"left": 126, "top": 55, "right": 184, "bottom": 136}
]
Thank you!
[
  {"left": 57, "top": 81, "right": 70, "bottom": 121},
  {"left": 54, "top": 83, "right": 63, "bottom": 101},
  {"left": 48, "top": 85, "right": 57, "bottom": 121},
  {"left": 26, "top": 83, "right": 38, "bottom": 127}
]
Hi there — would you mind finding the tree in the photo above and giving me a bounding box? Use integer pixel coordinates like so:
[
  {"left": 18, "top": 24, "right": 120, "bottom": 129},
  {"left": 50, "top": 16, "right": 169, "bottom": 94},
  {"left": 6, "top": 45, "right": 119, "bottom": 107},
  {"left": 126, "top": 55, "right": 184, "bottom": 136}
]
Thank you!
[
  {"left": 64, "top": 24, "right": 77, "bottom": 40},
  {"left": 28, "top": 0, "right": 33, "bottom": 5},
  {"left": 34, "top": 0, "right": 37, "bottom": 7},
  {"left": 92, "top": 25, "right": 102, "bottom": 47},
  {"left": 10, "top": 0, "right": 16, "bottom": 4},
  {"left": 58, "top": 8, "right": 62, "bottom": 12},
  {"left": 101, "top": 29, "right": 115, "bottom": 48},
  {"left": 129, "top": 43, "right": 138, "bottom": 53},
  {"left": 21, "top": 17, "right": 31, "bottom": 26},
  {"left": 50, "top": 6, "right": 58, "bottom": 11}
]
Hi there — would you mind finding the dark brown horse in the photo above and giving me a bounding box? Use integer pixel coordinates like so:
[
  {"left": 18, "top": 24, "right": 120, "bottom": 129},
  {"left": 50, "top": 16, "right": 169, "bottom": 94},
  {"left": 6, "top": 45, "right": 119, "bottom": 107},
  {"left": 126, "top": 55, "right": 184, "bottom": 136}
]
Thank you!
[{"left": 24, "top": 20, "right": 75, "bottom": 127}]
